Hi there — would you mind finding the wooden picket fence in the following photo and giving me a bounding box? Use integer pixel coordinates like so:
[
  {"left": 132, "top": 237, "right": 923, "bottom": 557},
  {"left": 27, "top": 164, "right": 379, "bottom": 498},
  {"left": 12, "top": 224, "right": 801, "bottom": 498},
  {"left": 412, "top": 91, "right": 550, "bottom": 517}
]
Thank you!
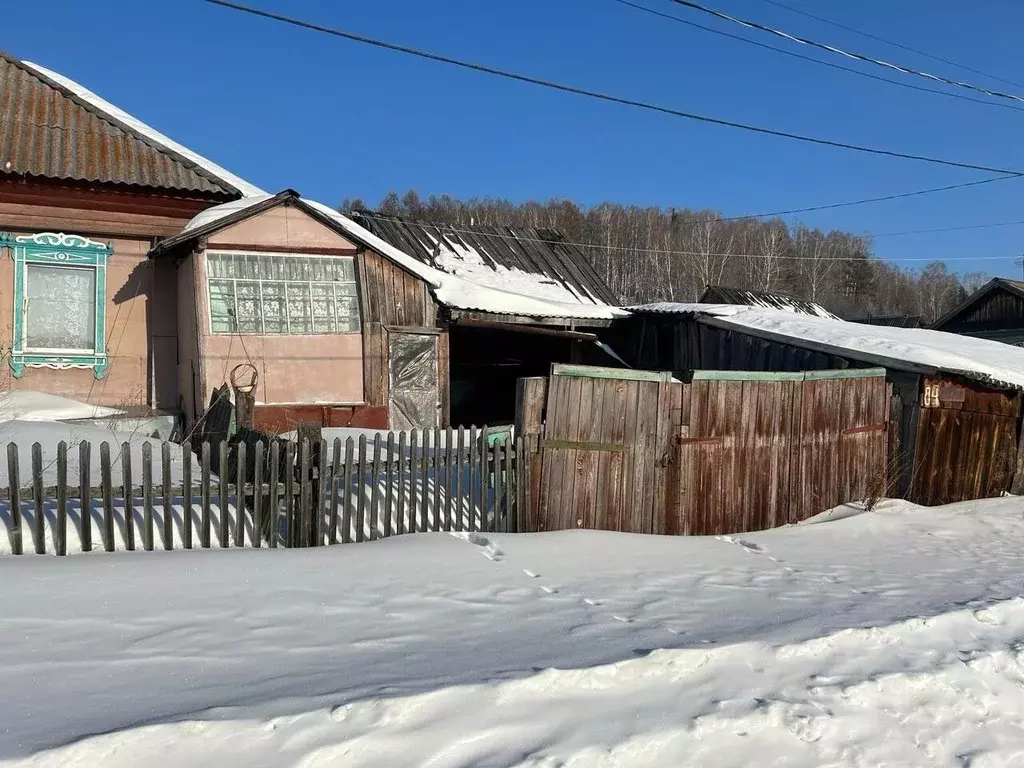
[{"left": 0, "top": 427, "right": 525, "bottom": 556}]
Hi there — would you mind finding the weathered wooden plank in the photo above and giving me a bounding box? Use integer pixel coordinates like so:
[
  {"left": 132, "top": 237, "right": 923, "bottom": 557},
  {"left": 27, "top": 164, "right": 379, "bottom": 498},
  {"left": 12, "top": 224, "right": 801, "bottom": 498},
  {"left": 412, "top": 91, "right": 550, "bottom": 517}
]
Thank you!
[
  {"left": 574, "top": 377, "right": 599, "bottom": 530},
  {"left": 539, "top": 375, "right": 567, "bottom": 531},
  {"left": 181, "top": 443, "right": 193, "bottom": 549},
  {"left": 384, "top": 432, "right": 395, "bottom": 538},
  {"left": 268, "top": 440, "right": 280, "bottom": 548},
  {"left": 161, "top": 442, "right": 173, "bottom": 551},
  {"left": 99, "top": 442, "right": 114, "bottom": 552},
  {"left": 329, "top": 438, "right": 341, "bottom": 545},
  {"left": 551, "top": 364, "right": 673, "bottom": 383},
  {"left": 493, "top": 440, "right": 504, "bottom": 533},
  {"left": 315, "top": 439, "right": 327, "bottom": 546},
  {"left": 409, "top": 430, "right": 420, "bottom": 533},
  {"left": 79, "top": 440, "right": 92, "bottom": 552},
  {"left": 479, "top": 427, "right": 490, "bottom": 532},
  {"left": 467, "top": 426, "right": 478, "bottom": 532},
  {"left": 342, "top": 437, "right": 354, "bottom": 543},
  {"left": 396, "top": 431, "right": 407, "bottom": 536},
  {"left": 369, "top": 434, "right": 382, "bottom": 539},
  {"left": 504, "top": 436, "right": 515, "bottom": 532},
  {"left": 56, "top": 441, "right": 68, "bottom": 556},
  {"left": 6, "top": 444, "right": 22, "bottom": 555},
  {"left": 652, "top": 382, "right": 682, "bottom": 535},
  {"left": 30, "top": 443, "right": 44, "bottom": 554},
  {"left": 442, "top": 426, "right": 453, "bottom": 532},
  {"left": 299, "top": 439, "right": 312, "bottom": 547},
  {"left": 235, "top": 441, "right": 247, "bottom": 547},
  {"left": 121, "top": 443, "right": 135, "bottom": 551},
  {"left": 283, "top": 440, "right": 296, "bottom": 547},
  {"left": 142, "top": 442, "right": 154, "bottom": 551},
  {"left": 252, "top": 442, "right": 264, "bottom": 548},
  {"left": 431, "top": 427, "right": 442, "bottom": 532},
  {"left": 217, "top": 441, "right": 229, "bottom": 548},
  {"left": 455, "top": 426, "right": 466, "bottom": 531},
  {"left": 355, "top": 435, "right": 367, "bottom": 542},
  {"left": 200, "top": 442, "right": 212, "bottom": 548}
]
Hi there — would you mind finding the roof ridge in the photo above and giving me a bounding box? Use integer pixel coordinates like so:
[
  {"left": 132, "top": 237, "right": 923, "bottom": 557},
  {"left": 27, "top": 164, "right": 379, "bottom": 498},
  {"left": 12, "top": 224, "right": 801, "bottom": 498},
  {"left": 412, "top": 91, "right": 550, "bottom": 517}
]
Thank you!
[{"left": 1, "top": 51, "right": 238, "bottom": 196}]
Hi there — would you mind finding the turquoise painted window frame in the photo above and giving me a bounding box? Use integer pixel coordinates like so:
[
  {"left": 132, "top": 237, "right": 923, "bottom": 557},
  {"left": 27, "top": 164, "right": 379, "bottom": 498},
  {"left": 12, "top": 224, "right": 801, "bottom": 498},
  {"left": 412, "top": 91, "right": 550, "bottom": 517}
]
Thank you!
[{"left": 1, "top": 232, "right": 111, "bottom": 379}]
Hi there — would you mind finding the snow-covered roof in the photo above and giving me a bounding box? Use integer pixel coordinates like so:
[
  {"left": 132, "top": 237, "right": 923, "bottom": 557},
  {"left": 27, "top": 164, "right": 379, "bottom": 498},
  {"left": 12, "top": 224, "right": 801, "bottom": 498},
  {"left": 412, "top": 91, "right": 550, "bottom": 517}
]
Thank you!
[
  {"left": 646, "top": 304, "right": 1024, "bottom": 390},
  {"left": 169, "top": 194, "right": 627, "bottom": 321},
  {"left": 21, "top": 60, "right": 264, "bottom": 198},
  {"left": 700, "top": 285, "right": 838, "bottom": 319}
]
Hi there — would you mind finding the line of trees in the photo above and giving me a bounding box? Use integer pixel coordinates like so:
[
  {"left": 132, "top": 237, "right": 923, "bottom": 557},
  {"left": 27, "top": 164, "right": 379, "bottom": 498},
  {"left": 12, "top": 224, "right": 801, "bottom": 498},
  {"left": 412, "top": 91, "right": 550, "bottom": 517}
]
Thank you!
[{"left": 341, "top": 190, "right": 989, "bottom": 322}]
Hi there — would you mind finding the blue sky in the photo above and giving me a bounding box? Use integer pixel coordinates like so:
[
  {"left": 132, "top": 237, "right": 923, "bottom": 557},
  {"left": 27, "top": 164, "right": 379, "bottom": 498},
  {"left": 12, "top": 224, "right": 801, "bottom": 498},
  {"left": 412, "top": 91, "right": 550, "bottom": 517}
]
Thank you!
[{"left": 6, "top": 0, "right": 1024, "bottom": 274}]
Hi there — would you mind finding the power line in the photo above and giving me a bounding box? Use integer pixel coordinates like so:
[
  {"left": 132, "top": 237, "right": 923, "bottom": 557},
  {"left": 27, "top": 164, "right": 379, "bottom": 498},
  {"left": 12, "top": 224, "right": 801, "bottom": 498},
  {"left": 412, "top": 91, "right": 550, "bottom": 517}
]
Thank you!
[
  {"left": 615, "top": 0, "right": 1024, "bottom": 114},
  {"left": 718, "top": 173, "right": 1022, "bottom": 221},
  {"left": 871, "top": 218, "right": 1024, "bottom": 238},
  {"left": 668, "top": 0, "right": 1024, "bottom": 106},
  {"left": 351, "top": 210, "right": 1014, "bottom": 262},
  {"left": 204, "top": 0, "right": 1022, "bottom": 175},
  {"left": 754, "top": 0, "right": 1024, "bottom": 90}
]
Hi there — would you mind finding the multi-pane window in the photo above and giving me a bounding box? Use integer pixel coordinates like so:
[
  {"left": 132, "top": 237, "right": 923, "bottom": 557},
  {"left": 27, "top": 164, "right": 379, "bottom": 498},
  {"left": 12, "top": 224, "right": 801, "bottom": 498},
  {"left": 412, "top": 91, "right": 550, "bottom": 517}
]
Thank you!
[
  {"left": 25, "top": 264, "right": 97, "bottom": 351},
  {"left": 207, "top": 252, "right": 360, "bottom": 334}
]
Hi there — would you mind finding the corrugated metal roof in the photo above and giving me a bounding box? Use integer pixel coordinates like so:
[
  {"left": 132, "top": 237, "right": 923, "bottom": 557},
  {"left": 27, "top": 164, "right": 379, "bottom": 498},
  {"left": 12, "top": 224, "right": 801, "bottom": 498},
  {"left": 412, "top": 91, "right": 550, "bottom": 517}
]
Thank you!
[
  {"left": 700, "top": 285, "right": 838, "bottom": 319},
  {"left": 351, "top": 212, "right": 620, "bottom": 307},
  {"left": 0, "top": 52, "right": 237, "bottom": 197}
]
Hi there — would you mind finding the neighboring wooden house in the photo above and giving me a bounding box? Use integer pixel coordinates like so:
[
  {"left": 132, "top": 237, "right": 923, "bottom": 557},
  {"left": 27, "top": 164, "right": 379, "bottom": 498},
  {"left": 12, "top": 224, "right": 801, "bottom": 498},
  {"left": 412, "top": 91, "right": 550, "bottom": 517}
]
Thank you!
[
  {"left": 932, "top": 278, "right": 1024, "bottom": 345},
  {"left": 352, "top": 212, "right": 625, "bottom": 426},
  {"left": 854, "top": 314, "right": 923, "bottom": 329},
  {"left": 699, "top": 285, "right": 838, "bottom": 318},
  {"left": 610, "top": 303, "right": 1024, "bottom": 506},
  {"left": 0, "top": 51, "right": 252, "bottom": 414}
]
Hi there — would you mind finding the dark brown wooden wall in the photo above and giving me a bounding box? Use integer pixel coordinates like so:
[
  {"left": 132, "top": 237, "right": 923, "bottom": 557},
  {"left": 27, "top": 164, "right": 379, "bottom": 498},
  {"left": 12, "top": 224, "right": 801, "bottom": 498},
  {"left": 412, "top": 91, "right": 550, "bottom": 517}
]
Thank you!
[
  {"left": 910, "top": 376, "right": 1021, "bottom": 505},
  {"left": 356, "top": 247, "right": 448, "bottom": 423},
  {"left": 937, "top": 287, "right": 1024, "bottom": 334}
]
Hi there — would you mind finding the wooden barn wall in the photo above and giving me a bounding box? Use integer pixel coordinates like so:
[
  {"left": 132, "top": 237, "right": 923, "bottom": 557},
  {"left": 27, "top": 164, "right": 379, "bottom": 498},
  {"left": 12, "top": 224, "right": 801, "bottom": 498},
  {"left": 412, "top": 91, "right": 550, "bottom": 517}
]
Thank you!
[
  {"left": 910, "top": 376, "right": 1021, "bottom": 505},
  {"left": 938, "top": 288, "right": 1024, "bottom": 334},
  {"left": 356, "top": 247, "right": 444, "bottom": 416}
]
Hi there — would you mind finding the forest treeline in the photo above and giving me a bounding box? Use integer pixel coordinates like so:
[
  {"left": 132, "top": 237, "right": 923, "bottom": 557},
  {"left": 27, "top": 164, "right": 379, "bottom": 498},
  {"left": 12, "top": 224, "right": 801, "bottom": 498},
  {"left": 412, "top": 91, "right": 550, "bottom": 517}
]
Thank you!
[{"left": 341, "top": 190, "right": 990, "bottom": 322}]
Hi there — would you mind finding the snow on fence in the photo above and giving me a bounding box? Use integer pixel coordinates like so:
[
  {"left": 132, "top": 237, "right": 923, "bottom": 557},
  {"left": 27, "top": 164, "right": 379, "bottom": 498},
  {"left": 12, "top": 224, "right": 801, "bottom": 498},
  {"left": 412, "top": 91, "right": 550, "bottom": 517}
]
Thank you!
[{"left": 0, "top": 427, "right": 525, "bottom": 556}]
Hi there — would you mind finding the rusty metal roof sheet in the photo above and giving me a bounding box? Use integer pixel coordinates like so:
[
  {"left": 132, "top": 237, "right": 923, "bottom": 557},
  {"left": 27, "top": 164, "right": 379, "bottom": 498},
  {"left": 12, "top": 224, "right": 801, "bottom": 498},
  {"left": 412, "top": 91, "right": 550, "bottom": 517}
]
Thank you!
[{"left": 0, "top": 52, "right": 237, "bottom": 197}]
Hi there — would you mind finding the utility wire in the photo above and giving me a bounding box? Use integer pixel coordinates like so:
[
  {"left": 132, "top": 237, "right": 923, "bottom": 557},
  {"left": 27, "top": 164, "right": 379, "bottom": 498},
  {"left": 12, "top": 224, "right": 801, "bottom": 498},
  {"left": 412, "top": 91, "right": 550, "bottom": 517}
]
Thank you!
[
  {"left": 754, "top": 0, "right": 1024, "bottom": 90},
  {"left": 871, "top": 218, "right": 1024, "bottom": 238},
  {"left": 615, "top": 0, "right": 1024, "bottom": 114},
  {"left": 668, "top": 0, "right": 1024, "bottom": 105},
  {"left": 204, "top": 0, "right": 1021, "bottom": 175}
]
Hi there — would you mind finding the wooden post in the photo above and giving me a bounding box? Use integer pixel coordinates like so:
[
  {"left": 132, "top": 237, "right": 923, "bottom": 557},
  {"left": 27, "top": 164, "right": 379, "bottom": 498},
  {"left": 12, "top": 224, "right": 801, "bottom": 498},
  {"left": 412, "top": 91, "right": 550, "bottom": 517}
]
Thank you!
[
  {"left": 99, "top": 442, "right": 113, "bottom": 551},
  {"left": 161, "top": 442, "right": 173, "bottom": 550},
  {"left": 182, "top": 442, "right": 193, "bottom": 549},
  {"left": 79, "top": 440, "right": 92, "bottom": 552},
  {"left": 467, "top": 426, "right": 478, "bottom": 533},
  {"left": 408, "top": 430, "right": 418, "bottom": 534},
  {"left": 142, "top": 442, "right": 154, "bottom": 551},
  {"left": 235, "top": 440, "right": 247, "bottom": 547},
  {"left": 253, "top": 441, "right": 264, "bottom": 548},
  {"left": 515, "top": 377, "right": 548, "bottom": 531},
  {"left": 504, "top": 436, "right": 515, "bottom": 533},
  {"left": 121, "top": 443, "right": 134, "bottom": 551},
  {"left": 31, "top": 443, "right": 44, "bottom": 554},
  {"left": 480, "top": 427, "right": 489, "bottom": 532},
  {"left": 56, "top": 441, "right": 68, "bottom": 556},
  {"left": 7, "top": 444, "right": 22, "bottom": 555}
]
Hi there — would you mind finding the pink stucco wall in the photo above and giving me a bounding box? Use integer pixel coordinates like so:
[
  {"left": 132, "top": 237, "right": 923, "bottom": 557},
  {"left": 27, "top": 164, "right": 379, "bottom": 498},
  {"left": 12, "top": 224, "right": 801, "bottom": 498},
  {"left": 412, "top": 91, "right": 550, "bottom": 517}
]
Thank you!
[{"left": 190, "top": 205, "right": 365, "bottom": 408}]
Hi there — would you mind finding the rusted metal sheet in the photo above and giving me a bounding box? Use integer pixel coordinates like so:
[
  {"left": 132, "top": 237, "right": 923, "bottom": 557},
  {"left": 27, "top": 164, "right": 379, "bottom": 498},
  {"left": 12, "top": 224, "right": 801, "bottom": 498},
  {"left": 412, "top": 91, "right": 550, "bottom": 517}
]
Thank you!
[
  {"left": 911, "top": 376, "right": 1021, "bottom": 505},
  {"left": 0, "top": 54, "right": 236, "bottom": 197}
]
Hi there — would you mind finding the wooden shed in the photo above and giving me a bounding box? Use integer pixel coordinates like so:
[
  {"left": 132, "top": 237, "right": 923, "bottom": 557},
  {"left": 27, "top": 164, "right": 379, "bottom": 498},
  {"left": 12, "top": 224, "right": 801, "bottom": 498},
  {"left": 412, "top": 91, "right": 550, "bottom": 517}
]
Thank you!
[
  {"left": 607, "top": 304, "right": 1024, "bottom": 506},
  {"left": 932, "top": 277, "right": 1024, "bottom": 346}
]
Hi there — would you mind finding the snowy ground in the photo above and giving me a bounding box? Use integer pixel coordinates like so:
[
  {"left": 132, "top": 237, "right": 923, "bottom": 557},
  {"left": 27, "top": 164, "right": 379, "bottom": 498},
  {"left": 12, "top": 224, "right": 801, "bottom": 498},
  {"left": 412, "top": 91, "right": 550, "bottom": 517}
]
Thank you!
[{"left": 3, "top": 498, "right": 1024, "bottom": 766}]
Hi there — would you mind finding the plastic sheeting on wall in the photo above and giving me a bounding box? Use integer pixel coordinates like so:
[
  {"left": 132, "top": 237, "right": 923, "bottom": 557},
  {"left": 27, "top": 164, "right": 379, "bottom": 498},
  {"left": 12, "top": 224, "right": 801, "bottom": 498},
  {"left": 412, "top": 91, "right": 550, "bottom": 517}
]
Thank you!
[{"left": 389, "top": 333, "right": 439, "bottom": 430}]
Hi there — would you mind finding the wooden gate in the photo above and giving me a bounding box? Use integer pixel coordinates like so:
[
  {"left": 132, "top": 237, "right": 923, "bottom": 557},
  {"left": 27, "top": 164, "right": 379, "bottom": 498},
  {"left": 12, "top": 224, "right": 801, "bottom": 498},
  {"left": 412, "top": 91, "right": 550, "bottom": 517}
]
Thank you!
[
  {"left": 673, "top": 369, "right": 889, "bottom": 535},
  {"left": 528, "top": 366, "right": 889, "bottom": 536},
  {"left": 537, "top": 365, "right": 680, "bottom": 533}
]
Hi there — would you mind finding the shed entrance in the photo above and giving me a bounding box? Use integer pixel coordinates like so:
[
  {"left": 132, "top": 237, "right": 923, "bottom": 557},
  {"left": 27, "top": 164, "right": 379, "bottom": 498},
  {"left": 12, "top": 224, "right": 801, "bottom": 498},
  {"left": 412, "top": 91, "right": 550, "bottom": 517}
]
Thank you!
[{"left": 527, "top": 365, "right": 889, "bottom": 536}]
